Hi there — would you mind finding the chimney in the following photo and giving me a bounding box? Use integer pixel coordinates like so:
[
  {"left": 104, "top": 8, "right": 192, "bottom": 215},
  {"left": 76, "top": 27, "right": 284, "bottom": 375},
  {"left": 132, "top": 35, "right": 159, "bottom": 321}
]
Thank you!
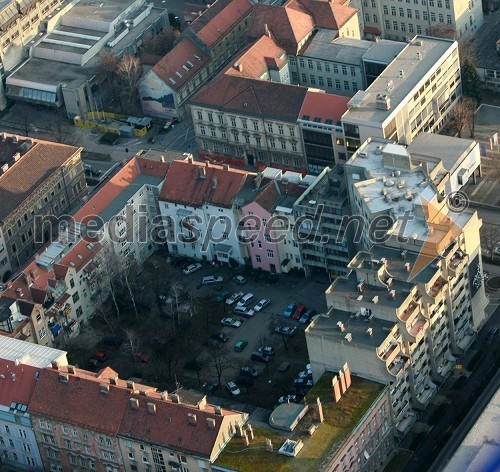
[
  {"left": 139, "top": 389, "right": 148, "bottom": 396},
  {"left": 332, "top": 375, "right": 341, "bottom": 402},
  {"left": 130, "top": 398, "right": 139, "bottom": 410},
  {"left": 199, "top": 166, "right": 206, "bottom": 179},
  {"left": 187, "top": 156, "right": 194, "bottom": 164},
  {"left": 339, "top": 370, "right": 346, "bottom": 394},
  {"left": 242, "top": 431, "right": 249, "bottom": 446},
  {"left": 247, "top": 423, "right": 254, "bottom": 440},
  {"left": 266, "top": 438, "right": 273, "bottom": 452},
  {"left": 171, "top": 394, "right": 180, "bottom": 403},
  {"left": 316, "top": 397, "right": 324, "bottom": 423},
  {"left": 188, "top": 413, "right": 197, "bottom": 425},
  {"left": 1, "top": 163, "right": 8, "bottom": 173},
  {"left": 126, "top": 380, "right": 135, "bottom": 390},
  {"left": 389, "top": 290, "right": 396, "bottom": 299},
  {"left": 16, "top": 288, "right": 23, "bottom": 298},
  {"left": 404, "top": 262, "right": 411, "bottom": 272},
  {"left": 223, "top": 164, "right": 230, "bottom": 171},
  {"left": 264, "top": 23, "right": 270, "bottom": 37},
  {"left": 343, "top": 363, "right": 352, "bottom": 389},
  {"left": 206, "top": 418, "right": 216, "bottom": 430},
  {"left": 59, "top": 372, "right": 69, "bottom": 383},
  {"left": 109, "top": 376, "right": 118, "bottom": 385},
  {"left": 237, "top": 423, "right": 244, "bottom": 437},
  {"left": 13, "top": 152, "right": 21, "bottom": 162},
  {"left": 254, "top": 173, "right": 262, "bottom": 189},
  {"left": 160, "top": 156, "right": 165, "bottom": 163},
  {"left": 372, "top": 296, "right": 379, "bottom": 304},
  {"left": 205, "top": 160, "right": 209, "bottom": 167},
  {"left": 212, "top": 176, "right": 218, "bottom": 189},
  {"left": 13, "top": 135, "right": 19, "bottom": 142},
  {"left": 198, "top": 397, "right": 207, "bottom": 410},
  {"left": 147, "top": 402, "right": 156, "bottom": 414},
  {"left": 100, "top": 383, "right": 110, "bottom": 394},
  {"left": 366, "top": 327, "right": 373, "bottom": 336},
  {"left": 160, "top": 391, "right": 168, "bottom": 401},
  {"left": 214, "top": 405, "right": 222, "bottom": 415},
  {"left": 67, "top": 365, "right": 77, "bottom": 374},
  {"left": 337, "top": 321, "right": 345, "bottom": 332},
  {"left": 51, "top": 361, "right": 59, "bottom": 370}
]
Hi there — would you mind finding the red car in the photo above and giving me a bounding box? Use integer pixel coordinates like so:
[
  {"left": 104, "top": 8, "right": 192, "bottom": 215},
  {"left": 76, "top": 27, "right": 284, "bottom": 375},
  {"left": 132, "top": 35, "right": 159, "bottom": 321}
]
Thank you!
[
  {"left": 134, "top": 352, "right": 151, "bottom": 363},
  {"left": 292, "top": 305, "right": 307, "bottom": 320},
  {"left": 89, "top": 352, "right": 108, "bottom": 366}
]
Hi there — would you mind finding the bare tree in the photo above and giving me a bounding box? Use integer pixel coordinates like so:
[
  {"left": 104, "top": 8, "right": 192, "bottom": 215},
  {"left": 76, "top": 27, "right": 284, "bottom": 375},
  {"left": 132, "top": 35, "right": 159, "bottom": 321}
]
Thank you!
[
  {"left": 207, "top": 345, "right": 234, "bottom": 387},
  {"left": 97, "top": 49, "right": 120, "bottom": 109},
  {"left": 141, "top": 28, "right": 176, "bottom": 56},
  {"left": 124, "top": 328, "right": 140, "bottom": 357},
  {"left": 98, "top": 253, "right": 123, "bottom": 318},
  {"left": 157, "top": 336, "right": 182, "bottom": 379},
  {"left": 94, "top": 307, "right": 118, "bottom": 334},
  {"left": 481, "top": 224, "right": 500, "bottom": 262},
  {"left": 122, "top": 258, "right": 140, "bottom": 320},
  {"left": 428, "top": 24, "right": 457, "bottom": 40},
  {"left": 143, "top": 258, "right": 169, "bottom": 310},
  {"left": 117, "top": 55, "right": 143, "bottom": 114},
  {"left": 449, "top": 97, "right": 476, "bottom": 138}
]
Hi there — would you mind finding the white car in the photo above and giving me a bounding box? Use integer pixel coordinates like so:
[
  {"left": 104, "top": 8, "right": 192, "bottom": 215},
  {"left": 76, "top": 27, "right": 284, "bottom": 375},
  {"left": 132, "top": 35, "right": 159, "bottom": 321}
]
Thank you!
[
  {"left": 221, "top": 318, "right": 242, "bottom": 328},
  {"left": 254, "top": 298, "right": 271, "bottom": 312},
  {"left": 226, "top": 291, "right": 244, "bottom": 306},
  {"left": 183, "top": 263, "right": 202, "bottom": 275},
  {"left": 226, "top": 381, "right": 241, "bottom": 396}
]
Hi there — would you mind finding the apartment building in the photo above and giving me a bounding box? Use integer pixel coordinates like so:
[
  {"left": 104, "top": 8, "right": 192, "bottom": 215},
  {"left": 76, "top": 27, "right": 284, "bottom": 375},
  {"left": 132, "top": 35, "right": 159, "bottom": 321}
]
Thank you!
[
  {"left": 341, "top": 36, "right": 461, "bottom": 156},
  {"left": 6, "top": 0, "right": 167, "bottom": 117},
  {"left": 28, "top": 363, "right": 247, "bottom": 472},
  {"left": 140, "top": 0, "right": 253, "bottom": 119},
  {"left": 159, "top": 159, "right": 252, "bottom": 264},
  {"left": 0, "top": 358, "right": 44, "bottom": 470},
  {"left": 190, "top": 74, "right": 308, "bottom": 170},
  {"left": 0, "top": 295, "right": 52, "bottom": 347},
  {"left": 0, "top": 133, "right": 86, "bottom": 283},
  {"left": 0, "top": 0, "right": 71, "bottom": 109},
  {"left": 359, "top": 0, "right": 483, "bottom": 41},
  {"left": 298, "top": 90, "right": 350, "bottom": 174},
  {"left": 293, "top": 166, "right": 354, "bottom": 278}
]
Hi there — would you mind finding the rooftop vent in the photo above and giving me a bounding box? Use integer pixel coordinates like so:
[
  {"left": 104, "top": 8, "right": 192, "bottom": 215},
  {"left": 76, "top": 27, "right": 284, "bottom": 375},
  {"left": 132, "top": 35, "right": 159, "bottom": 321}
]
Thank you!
[
  {"left": 372, "top": 296, "right": 379, "bottom": 304},
  {"left": 188, "top": 413, "right": 197, "bottom": 425},
  {"left": 130, "top": 398, "right": 139, "bottom": 410},
  {"left": 59, "top": 373, "right": 69, "bottom": 383},
  {"left": 376, "top": 94, "right": 391, "bottom": 110},
  {"left": 389, "top": 289, "right": 396, "bottom": 299},
  {"left": 126, "top": 380, "right": 135, "bottom": 390},
  {"left": 357, "top": 295, "right": 363, "bottom": 301},
  {"left": 337, "top": 321, "right": 345, "bottom": 331},
  {"left": 387, "top": 277, "right": 393, "bottom": 286},
  {"left": 345, "top": 333, "right": 352, "bottom": 342},
  {"left": 207, "top": 418, "right": 216, "bottom": 430},
  {"left": 417, "top": 52, "right": 423, "bottom": 60},
  {"left": 359, "top": 151, "right": 368, "bottom": 158},
  {"left": 401, "top": 250, "right": 407, "bottom": 260},
  {"left": 366, "top": 328, "right": 373, "bottom": 336},
  {"left": 100, "top": 383, "right": 110, "bottom": 394},
  {"left": 399, "top": 70, "right": 405, "bottom": 78},
  {"left": 414, "top": 39, "right": 424, "bottom": 46},
  {"left": 147, "top": 402, "right": 156, "bottom": 414}
]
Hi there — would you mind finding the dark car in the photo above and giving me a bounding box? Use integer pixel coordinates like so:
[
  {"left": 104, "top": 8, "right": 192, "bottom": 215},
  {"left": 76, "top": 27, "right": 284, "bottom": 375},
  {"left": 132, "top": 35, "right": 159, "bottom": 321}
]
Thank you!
[
  {"left": 102, "top": 335, "right": 123, "bottom": 346},
  {"left": 299, "top": 309, "right": 317, "bottom": 325},
  {"left": 258, "top": 346, "right": 275, "bottom": 357},
  {"left": 235, "top": 375, "right": 254, "bottom": 386},
  {"left": 293, "top": 378, "right": 313, "bottom": 387},
  {"left": 89, "top": 352, "right": 108, "bottom": 366},
  {"left": 251, "top": 351, "right": 271, "bottom": 363},
  {"left": 293, "top": 305, "right": 307, "bottom": 320},
  {"left": 278, "top": 394, "right": 303, "bottom": 404},
  {"left": 202, "top": 382, "right": 218, "bottom": 394},
  {"left": 240, "top": 366, "right": 259, "bottom": 378},
  {"left": 211, "top": 332, "right": 229, "bottom": 343},
  {"left": 274, "top": 325, "right": 297, "bottom": 337}
]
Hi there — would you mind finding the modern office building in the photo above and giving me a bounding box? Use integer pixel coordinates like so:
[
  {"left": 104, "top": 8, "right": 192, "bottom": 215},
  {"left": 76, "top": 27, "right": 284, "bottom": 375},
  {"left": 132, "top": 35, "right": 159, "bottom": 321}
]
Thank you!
[{"left": 341, "top": 35, "right": 461, "bottom": 156}]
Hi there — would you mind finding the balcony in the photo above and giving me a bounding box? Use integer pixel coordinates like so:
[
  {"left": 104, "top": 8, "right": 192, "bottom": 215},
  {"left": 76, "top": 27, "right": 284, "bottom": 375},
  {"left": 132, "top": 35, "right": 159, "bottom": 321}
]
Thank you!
[
  {"left": 428, "top": 278, "right": 447, "bottom": 299},
  {"left": 379, "top": 343, "right": 399, "bottom": 363},
  {"left": 388, "top": 355, "right": 409, "bottom": 377},
  {"left": 399, "top": 301, "right": 419, "bottom": 323},
  {"left": 447, "top": 251, "right": 467, "bottom": 278},
  {"left": 395, "top": 410, "right": 417, "bottom": 435},
  {"left": 409, "top": 317, "right": 427, "bottom": 338},
  {"left": 436, "top": 355, "right": 455, "bottom": 378},
  {"left": 416, "top": 382, "right": 437, "bottom": 407}
]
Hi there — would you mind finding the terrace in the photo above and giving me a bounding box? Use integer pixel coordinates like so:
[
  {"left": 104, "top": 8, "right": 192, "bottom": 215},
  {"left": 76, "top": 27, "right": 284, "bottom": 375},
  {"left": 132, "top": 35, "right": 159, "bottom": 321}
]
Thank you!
[{"left": 215, "top": 375, "right": 384, "bottom": 472}]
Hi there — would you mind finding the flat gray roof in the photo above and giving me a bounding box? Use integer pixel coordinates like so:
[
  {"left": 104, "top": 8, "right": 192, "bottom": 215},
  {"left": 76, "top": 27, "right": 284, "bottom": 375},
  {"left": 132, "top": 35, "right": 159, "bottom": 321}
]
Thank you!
[
  {"left": 468, "top": 13, "right": 500, "bottom": 71},
  {"left": 0, "top": 336, "right": 67, "bottom": 368},
  {"left": 343, "top": 36, "right": 456, "bottom": 124},
  {"left": 407, "top": 132, "right": 476, "bottom": 173},
  {"left": 64, "top": 0, "right": 137, "bottom": 22},
  {"left": 36, "top": 41, "right": 88, "bottom": 55},
  {"left": 47, "top": 33, "right": 98, "bottom": 47},
  {"left": 56, "top": 25, "right": 106, "bottom": 39},
  {"left": 307, "top": 310, "right": 395, "bottom": 349},
  {"left": 362, "top": 39, "right": 406, "bottom": 64},
  {"left": 301, "top": 33, "right": 372, "bottom": 65}
]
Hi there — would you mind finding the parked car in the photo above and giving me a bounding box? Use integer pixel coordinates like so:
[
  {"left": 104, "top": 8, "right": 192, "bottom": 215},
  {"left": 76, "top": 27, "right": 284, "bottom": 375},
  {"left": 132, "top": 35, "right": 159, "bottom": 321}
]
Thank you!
[
  {"left": 274, "top": 325, "right": 297, "bottom": 337},
  {"left": 202, "top": 275, "right": 223, "bottom": 285},
  {"left": 183, "top": 263, "right": 202, "bottom": 275},
  {"left": 278, "top": 394, "right": 303, "bottom": 404},
  {"left": 240, "top": 366, "right": 259, "bottom": 378},
  {"left": 134, "top": 352, "right": 151, "bottom": 363},
  {"left": 283, "top": 303, "right": 297, "bottom": 318},
  {"left": 202, "top": 383, "right": 218, "bottom": 394},
  {"left": 216, "top": 290, "right": 230, "bottom": 303},
  {"left": 258, "top": 346, "right": 275, "bottom": 357},
  {"left": 89, "top": 352, "right": 108, "bottom": 366},
  {"left": 233, "top": 275, "right": 247, "bottom": 285},
  {"left": 299, "top": 309, "right": 316, "bottom": 325},
  {"left": 293, "top": 378, "right": 313, "bottom": 386},
  {"left": 226, "top": 291, "right": 244, "bottom": 305},
  {"left": 298, "top": 369, "right": 312, "bottom": 379},
  {"left": 234, "top": 306, "right": 255, "bottom": 318},
  {"left": 235, "top": 375, "right": 254, "bottom": 386},
  {"left": 211, "top": 332, "right": 229, "bottom": 343},
  {"left": 221, "top": 318, "right": 242, "bottom": 328},
  {"left": 236, "top": 293, "right": 254, "bottom": 308},
  {"left": 226, "top": 381, "right": 241, "bottom": 396},
  {"left": 293, "top": 305, "right": 307, "bottom": 320},
  {"left": 254, "top": 298, "right": 271, "bottom": 312},
  {"left": 251, "top": 351, "right": 271, "bottom": 363},
  {"left": 102, "top": 335, "right": 123, "bottom": 346},
  {"left": 234, "top": 339, "right": 248, "bottom": 352}
]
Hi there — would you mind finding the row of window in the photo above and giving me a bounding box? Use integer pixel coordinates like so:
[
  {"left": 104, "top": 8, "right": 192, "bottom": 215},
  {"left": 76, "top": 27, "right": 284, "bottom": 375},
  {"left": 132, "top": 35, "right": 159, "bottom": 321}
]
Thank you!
[
  {"left": 300, "top": 74, "right": 358, "bottom": 92},
  {"left": 364, "top": 0, "right": 450, "bottom": 7},
  {"left": 294, "top": 58, "right": 357, "bottom": 77}
]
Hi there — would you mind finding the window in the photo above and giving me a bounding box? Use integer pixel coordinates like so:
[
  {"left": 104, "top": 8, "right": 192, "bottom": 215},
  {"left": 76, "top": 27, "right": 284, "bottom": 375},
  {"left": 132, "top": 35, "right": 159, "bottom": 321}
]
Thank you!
[
  {"left": 316, "top": 61, "right": 322, "bottom": 71},
  {"left": 373, "top": 14, "right": 377, "bottom": 22},
  {"left": 207, "top": 112, "right": 213, "bottom": 122},
  {"left": 256, "top": 255, "right": 261, "bottom": 263},
  {"left": 401, "top": 22, "right": 406, "bottom": 31},
  {"left": 325, "top": 63, "right": 330, "bottom": 72},
  {"left": 407, "top": 8, "right": 412, "bottom": 17},
  {"left": 200, "top": 125, "right": 206, "bottom": 135},
  {"left": 267, "top": 123, "right": 273, "bottom": 133},
  {"left": 221, "top": 129, "right": 227, "bottom": 139},
  {"left": 241, "top": 118, "right": 248, "bottom": 129},
  {"left": 391, "top": 6, "right": 396, "bottom": 14},
  {"left": 415, "top": 10, "right": 420, "bottom": 19},
  {"left": 307, "top": 59, "right": 313, "bottom": 69},
  {"left": 393, "top": 20, "right": 398, "bottom": 30},
  {"left": 278, "top": 125, "right": 284, "bottom": 135},
  {"left": 255, "top": 136, "right": 261, "bottom": 147},
  {"left": 301, "top": 73, "right": 307, "bottom": 83},
  {"left": 385, "top": 19, "right": 391, "bottom": 29},
  {"left": 230, "top": 117, "right": 237, "bottom": 127},
  {"left": 289, "top": 126, "right": 295, "bottom": 137},
  {"left": 213, "top": 142, "right": 219, "bottom": 153},
  {"left": 344, "top": 81, "right": 350, "bottom": 90},
  {"left": 223, "top": 144, "right": 229, "bottom": 154},
  {"left": 383, "top": 5, "right": 388, "bottom": 13},
  {"left": 291, "top": 142, "right": 298, "bottom": 152},
  {"left": 439, "top": 13, "right": 444, "bottom": 23},
  {"left": 365, "top": 13, "right": 370, "bottom": 22},
  {"left": 399, "top": 7, "right": 404, "bottom": 16},
  {"left": 350, "top": 67, "right": 356, "bottom": 76},
  {"left": 269, "top": 138, "right": 276, "bottom": 148},
  {"left": 327, "top": 77, "right": 332, "bottom": 87},
  {"left": 333, "top": 65, "right": 339, "bottom": 74},
  {"left": 202, "top": 140, "right": 209, "bottom": 151},
  {"left": 252, "top": 120, "right": 259, "bottom": 131},
  {"left": 38, "top": 328, "right": 46, "bottom": 339},
  {"left": 341, "top": 65, "right": 347, "bottom": 75},
  {"left": 447, "top": 14, "right": 452, "bottom": 23},
  {"left": 233, "top": 132, "right": 239, "bottom": 143},
  {"left": 267, "top": 249, "right": 274, "bottom": 258},
  {"left": 319, "top": 76, "right": 325, "bottom": 87},
  {"left": 218, "top": 114, "right": 224, "bottom": 124},
  {"left": 430, "top": 12, "right": 436, "bottom": 22},
  {"left": 197, "top": 111, "right": 202, "bottom": 120},
  {"left": 272, "top": 153, "right": 280, "bottom": 164},
  {"left": 409, "top": 23, "right": 414, "bottom": 32},
  {"left": 309, "top": 75, "right": 316, "bottom": 85},
  {"left": 210, "top": 127, "right": 216, "bottom": 137},
  {"left": 281, "top": 140, "right": 286, "bottom": 150},
  {"left": 417, "top": 24, "right": 422, "bottom": 33}
]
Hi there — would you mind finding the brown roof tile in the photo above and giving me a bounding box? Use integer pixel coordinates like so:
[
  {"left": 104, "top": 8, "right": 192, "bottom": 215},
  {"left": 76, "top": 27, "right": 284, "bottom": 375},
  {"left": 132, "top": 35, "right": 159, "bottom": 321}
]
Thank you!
[
  {"left": 189, "top": 74, "right": 308, "bottom": 121},
  {"left": 0, "top": 358, "right": 39, "bottom": 407},
  {"left": 292, "top": 0, "right": 358, "bottom": 30}
]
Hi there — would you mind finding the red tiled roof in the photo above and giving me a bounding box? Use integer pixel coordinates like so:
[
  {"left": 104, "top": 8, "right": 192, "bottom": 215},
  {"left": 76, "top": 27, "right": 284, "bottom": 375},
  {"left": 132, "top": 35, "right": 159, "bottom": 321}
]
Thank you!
[
  {"left": 151, "top": 37, "right": 210, "bottom": 92},
  {"left": 194, "top": 0, "right": 253, "bottom": 48},
  {"left": 136, "top": 156, "right": 170, "bottom": 178},
  {"left": 299, "top": 90, "right": 350, "bottom": 124},
  {"left": 292, "top": 0, "right": 358, "bottom": 30},
  {"left": 248, "top": 3, "right": 314, "bottom": 55},
  {"left": 17, "top": 299, "right": 36, "bottom": 316},
  {"left": 58, "top": 239, "right": 101, "bottom": 274},
  {"left": 0, "top": 359, "right": 40, "bottom": 407},
  {"left": 0, "top": 136, "right": 82, "bottom": 221},
  {"left": 159, "top": 160, "right": 249, "bottom": 208},
  {"left": 253, "top": 180, "right": 304, "bottom": 214},
  {"left": 53, "top": 264, "right": 69, "bottom": 279},
  {"left": 225, "top": 35, "right": 287, "bottom": 79},
  {"left": 189, "top": 74, "right": 308, "bottom": 121}
]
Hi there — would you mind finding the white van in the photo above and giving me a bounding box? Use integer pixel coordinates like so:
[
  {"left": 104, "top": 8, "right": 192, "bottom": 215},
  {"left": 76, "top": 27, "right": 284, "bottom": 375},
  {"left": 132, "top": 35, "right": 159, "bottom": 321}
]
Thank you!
[{"left": 236, "top": 293, "right": 254, "bottom": 307}]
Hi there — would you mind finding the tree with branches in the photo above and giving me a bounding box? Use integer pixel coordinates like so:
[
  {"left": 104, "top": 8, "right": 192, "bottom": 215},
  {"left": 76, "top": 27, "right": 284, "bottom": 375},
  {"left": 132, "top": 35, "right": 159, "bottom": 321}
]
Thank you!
[
  {"left": 449, "top": 97, "right": 476, "bottom": 138},
  {"left": 97, "top": 49, "right": 120, "bottom": 109},
  {"left": 117, "top": 55, "right": 143, "bottom": 114},
  {"left": 461, "top": 59, "right": 482, "bottom": 104},
  {"left": 428, "top": 24, "right": 457, "bottom": 40},
  {"left": 481, "top": 224, "right": 500, "bottom": 262},
  {"left": 207, "top": 345, "right": 234, "bottom": 387},
  {"left": 141, "top": 28, "right": 176, "bottom": 56}
]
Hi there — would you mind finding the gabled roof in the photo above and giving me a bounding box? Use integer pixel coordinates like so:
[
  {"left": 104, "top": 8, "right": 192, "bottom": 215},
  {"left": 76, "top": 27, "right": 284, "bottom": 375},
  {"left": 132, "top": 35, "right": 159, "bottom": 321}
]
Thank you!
[
  {"left": 189, "top": 74, "right": 308, "bottom": 121},
  {"left": 252, "top": 180, "right": 304, "bottom": 214},
  {"left": 248, "top": 3, "right": 314, "bottom": 54},
  {"left": 0, "top": 358, "right": 40, "bottom": 408},
  {"left": 191, "top": 0, "right": 253, "bottom": 48},
  {"left": 293, "top": 0, "right": 358, "bottom": 30},
  {"left": 151, "top": 37, "right": 210, "bottom": 92},
  {"left": 58, "top": 239, "right": 101, "bottom": 273},
  {"left": 159, "top": 160, "right": 250, "bottom": 208},
  {"left": 299, "top": 90, "right": 350, "bottom": 125},
  {"left": 226, "top": 35, "right": 287, "bottom": 79}
]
